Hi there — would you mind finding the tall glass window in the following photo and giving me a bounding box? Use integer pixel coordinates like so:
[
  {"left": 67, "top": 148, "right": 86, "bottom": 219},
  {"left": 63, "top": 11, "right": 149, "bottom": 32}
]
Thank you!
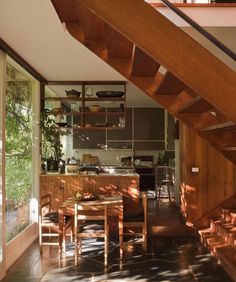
[
  {"left": 0, "top": 50, "right": 6, "bottom": 264},
  {"left": 5, "top": 63, "right": 33, "bottom": 242}
]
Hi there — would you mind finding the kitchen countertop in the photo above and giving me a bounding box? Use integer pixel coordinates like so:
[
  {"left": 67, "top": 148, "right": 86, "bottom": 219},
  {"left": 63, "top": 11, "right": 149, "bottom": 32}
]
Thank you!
[{"left": 41, "top": 172, "right": 139, "bottom": 177}]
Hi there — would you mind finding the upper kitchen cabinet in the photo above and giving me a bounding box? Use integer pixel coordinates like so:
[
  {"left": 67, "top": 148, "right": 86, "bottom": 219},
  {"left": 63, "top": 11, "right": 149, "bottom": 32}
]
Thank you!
[
  {"left": 133, "top": 108, "right": 165, "bottom": 150},
  {"left": 134, "top": 108, "right": 165, "bottom": 140},
  {"left": 107, "top": 108, "right": 132, "bottom": 140},
  {"left": 73, "top": 128, "right": 106, "bottom": 149},
  {"left": 167, "top": 113, "right": 175, "bottom": 150}
]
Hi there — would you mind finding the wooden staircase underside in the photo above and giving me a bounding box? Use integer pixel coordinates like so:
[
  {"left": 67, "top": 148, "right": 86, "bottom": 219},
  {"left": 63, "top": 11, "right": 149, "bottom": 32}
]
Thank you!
[{"left": 51, "top": 0, "right": 236, "bottom": 163}]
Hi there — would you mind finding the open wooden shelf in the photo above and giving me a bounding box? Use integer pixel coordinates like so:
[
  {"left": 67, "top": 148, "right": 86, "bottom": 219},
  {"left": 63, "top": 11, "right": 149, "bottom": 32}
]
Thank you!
[{"left": 43, "top": 81, "right": 126, "bottom": 130}]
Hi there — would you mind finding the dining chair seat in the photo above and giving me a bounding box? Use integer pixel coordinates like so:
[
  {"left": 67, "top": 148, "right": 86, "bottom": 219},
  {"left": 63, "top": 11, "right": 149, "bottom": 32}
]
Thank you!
[
  {"left": 124, "top": 208, "right": 144, "bottom": 222},
  {"left": 43, "top": 211, "right": 71, "bottom": 224}
]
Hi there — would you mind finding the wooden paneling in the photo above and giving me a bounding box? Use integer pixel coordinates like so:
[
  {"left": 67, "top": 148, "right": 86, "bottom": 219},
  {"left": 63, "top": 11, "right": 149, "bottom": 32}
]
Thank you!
[
  {"left": 180, "top": 123, "right": 236, "bottom": 224},
  {"left": 40, "top": 174, "right": 140, "bottom": 215}
]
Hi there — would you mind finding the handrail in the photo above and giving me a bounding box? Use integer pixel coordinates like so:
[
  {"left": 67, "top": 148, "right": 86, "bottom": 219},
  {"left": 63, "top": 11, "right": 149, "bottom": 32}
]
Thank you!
[{"left": 155, "top": 0, "right": 236, "bottom": 61}]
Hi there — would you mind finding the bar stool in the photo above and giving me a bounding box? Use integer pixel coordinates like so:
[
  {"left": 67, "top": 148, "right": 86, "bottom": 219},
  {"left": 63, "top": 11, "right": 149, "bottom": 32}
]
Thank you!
[{"left": 156, "top": 179, "right": 172, "bottom": 204}]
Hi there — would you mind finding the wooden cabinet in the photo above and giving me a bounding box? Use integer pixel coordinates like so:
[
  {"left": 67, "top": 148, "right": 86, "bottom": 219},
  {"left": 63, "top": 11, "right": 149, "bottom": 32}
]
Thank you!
[
  {"left": 43, "top": 81, "right": 126, "bottom": 130},
  {"left": 134, "top": 108, "right": 165, "bottom": 140},
  {"left": 107, "top": 108, "right": 132, "bottom": 149},
  {"left": 167, "top": 113, "right": 175, "bottom": 150},
  {"left": 133, "top": 108, "right": 165, "bottom": 150},
  {"left": 73, "top": 128, "right": 106, "bottom": 149}
]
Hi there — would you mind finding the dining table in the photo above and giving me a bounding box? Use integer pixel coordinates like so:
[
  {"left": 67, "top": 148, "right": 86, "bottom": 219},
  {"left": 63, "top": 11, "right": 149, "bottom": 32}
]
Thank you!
[{"left": 58, "top": 194, "right": 124, "bottom": 258}]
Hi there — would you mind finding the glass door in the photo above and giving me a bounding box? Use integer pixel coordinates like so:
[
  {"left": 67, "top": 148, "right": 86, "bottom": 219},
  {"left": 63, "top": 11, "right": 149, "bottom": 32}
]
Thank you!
[{"left": 0, "top": 50, "right": 6, "bottom": 280}]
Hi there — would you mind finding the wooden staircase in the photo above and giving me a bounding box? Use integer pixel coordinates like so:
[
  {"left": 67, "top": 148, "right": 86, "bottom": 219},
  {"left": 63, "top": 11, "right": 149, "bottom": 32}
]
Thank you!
[
  {"left": 199, "top": 204, "right": 236, "bottom": 281},
  {"left": 51, "top": 0, "right": 236, "bottom": 163}
]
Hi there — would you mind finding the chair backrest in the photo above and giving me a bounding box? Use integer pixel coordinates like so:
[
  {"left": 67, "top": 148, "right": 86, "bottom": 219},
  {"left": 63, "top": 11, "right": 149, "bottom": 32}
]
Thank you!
[
  {"left": 40, "top": 193, "right": 52, "bottom": 216},
  {"left": 74, "top": 203, "right": 108, "bottom": 228}
]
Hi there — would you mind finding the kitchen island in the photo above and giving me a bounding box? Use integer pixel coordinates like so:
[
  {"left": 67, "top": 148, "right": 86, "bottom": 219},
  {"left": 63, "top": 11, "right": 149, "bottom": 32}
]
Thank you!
[{"left": 40, "top": 173, "right": 140, "bottom": 216}]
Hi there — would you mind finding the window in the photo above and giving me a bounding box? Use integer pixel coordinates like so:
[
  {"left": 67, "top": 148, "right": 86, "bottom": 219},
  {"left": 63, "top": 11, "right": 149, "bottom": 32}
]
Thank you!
[{"left": 5, "top": 63, "right": 33, "bottom": 242}]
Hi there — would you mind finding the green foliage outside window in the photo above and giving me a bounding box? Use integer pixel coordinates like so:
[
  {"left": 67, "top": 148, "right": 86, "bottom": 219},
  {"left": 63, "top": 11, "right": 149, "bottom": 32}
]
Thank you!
[{"left": 5, "top": 77, "right": 32, "bottom": 209}]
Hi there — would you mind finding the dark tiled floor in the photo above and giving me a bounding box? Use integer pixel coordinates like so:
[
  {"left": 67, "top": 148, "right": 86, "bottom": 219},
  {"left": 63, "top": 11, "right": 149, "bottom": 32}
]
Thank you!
[{"left": 2, "top": 199, "right": 234, "bottom": 282}]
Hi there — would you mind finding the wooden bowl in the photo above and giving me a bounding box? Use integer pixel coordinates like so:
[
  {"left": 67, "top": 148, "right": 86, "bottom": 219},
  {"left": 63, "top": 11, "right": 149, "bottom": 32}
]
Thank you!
[{"left": 88, "top": 105, "right": 102, "bottom": 112}]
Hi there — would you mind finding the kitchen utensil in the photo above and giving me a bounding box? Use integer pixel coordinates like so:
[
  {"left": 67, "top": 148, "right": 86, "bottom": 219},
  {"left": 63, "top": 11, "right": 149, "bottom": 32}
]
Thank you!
[
  {"left": 65, "top": 89, "right": 81, "bottom": 98},
  {"left": 96, "top": 91, "right": 125, "bottom": 98}
]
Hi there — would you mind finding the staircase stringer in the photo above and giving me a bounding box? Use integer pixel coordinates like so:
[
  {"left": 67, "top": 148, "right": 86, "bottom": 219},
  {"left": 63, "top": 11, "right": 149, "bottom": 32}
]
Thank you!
[
  {"left": 78, "top": 0, "right": 236, "bottom": 124},
  {"left": 65, "top": 21, "right": 236, "bottom": 163}
]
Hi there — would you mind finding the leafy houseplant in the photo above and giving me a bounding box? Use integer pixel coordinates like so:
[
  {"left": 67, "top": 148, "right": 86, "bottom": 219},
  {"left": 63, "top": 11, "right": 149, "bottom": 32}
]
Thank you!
[{"left": 40, "top": 109, "right": 64, "bottom": 171}]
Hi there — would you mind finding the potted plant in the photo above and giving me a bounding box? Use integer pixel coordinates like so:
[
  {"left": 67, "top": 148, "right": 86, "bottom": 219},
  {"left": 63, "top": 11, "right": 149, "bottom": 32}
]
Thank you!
[{"left": 40, "top": 109, "right": 64, "bottom": 172}]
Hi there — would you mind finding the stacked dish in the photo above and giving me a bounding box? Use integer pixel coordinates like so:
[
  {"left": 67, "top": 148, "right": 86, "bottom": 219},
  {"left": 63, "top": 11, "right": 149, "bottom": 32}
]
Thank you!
[{"left": 96, "top": 91, "right": 124, "bottom": 98}]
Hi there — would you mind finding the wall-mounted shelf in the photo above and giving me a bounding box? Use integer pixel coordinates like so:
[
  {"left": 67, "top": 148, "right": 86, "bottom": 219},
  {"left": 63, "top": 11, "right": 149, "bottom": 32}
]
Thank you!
[{"left": 42, "top": 81, "right": 126, "bottom": 130}]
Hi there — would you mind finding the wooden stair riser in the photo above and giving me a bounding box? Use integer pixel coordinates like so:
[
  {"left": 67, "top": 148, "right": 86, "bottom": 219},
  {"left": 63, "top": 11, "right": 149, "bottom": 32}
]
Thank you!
[{"left": 212, "top": 220, "right": 236, "bottom": 247}]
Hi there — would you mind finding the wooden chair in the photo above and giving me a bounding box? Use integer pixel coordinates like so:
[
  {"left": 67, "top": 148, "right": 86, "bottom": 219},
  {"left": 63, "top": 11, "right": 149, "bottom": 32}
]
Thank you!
[
  {"left": 123, "top": 192, "right": 148, "bottom": 251},
  {"left": 39, "top": 193, "right": 72, "bottom": 253},
  {"left": 74, "top": 203, "right": 109, "bottom": 266}
]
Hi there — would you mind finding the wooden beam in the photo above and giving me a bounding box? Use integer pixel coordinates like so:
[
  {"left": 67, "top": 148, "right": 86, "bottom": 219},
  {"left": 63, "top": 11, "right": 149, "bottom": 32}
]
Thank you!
[
  {"left": 78, "top": 0, "right": 236, "bottom": 123},
  {"left": 0, "top": 37, "right": 46, "bottom": 82},
  {"left": 131, "top": 47, "right": 160, "bottom": 76},
  {"left": 178, "top": 97, "right": 213, "bottom": 113},
  {"left": 47, "top": 81, "right": 125, "bottom": 85},
  {"left": 155, "top": 72, "right": 186, "bottom": 95}
]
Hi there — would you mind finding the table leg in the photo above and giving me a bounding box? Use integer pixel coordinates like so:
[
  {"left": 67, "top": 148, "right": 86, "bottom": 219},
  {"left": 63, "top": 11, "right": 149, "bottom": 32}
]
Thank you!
[
  {"left": 74, "top": 203, "right": 78, "bottom": 265},
  {"left": 118, "top": 205, "right": 123, "bottom": 259},
  {"left": 58, "top": 208, "right": 64, "bottom": 257}
]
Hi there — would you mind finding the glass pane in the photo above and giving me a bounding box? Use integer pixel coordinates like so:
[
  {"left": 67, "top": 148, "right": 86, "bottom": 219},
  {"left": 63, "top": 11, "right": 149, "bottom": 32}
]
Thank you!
[
  {"left": 0, "top": 56, "right": 4, "bottom": 262},
  {"left": 5, "top": 63, "right": 33, "bottom": 242}
]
